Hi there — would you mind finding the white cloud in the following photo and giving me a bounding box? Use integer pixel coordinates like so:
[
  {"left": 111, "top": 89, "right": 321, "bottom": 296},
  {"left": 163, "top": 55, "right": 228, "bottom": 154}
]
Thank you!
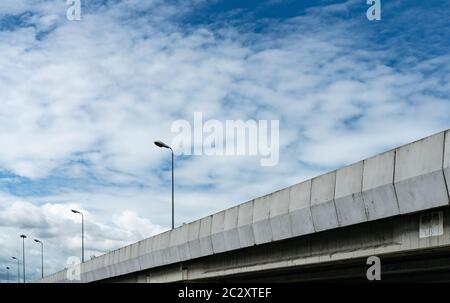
[
  {"left": 0, "top": 195, "right": 164, "bottom": 281},
  {"left": 113, "top": 211, "right": 166, "bottom": 239}
]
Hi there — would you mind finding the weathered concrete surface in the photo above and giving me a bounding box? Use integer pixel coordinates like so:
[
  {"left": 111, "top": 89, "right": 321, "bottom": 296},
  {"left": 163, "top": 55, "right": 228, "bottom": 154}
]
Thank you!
[
  {"left": 394, "top": 132, "right": 448, "bottom": 214},
  {"left": 444, "top": 130, "right": 450, "bottom": 198},
  {"left": 237, "top": 201, "right": 255, "bottom": 248},
  {"left": 170, "top": 225, "right": 190, "bottom": 262},
  {"left": 169, "top": 228, "right": 181, "bottom": 263},
  {"left": 289, "top": 180, "right": 314, "bottom": 236},
  {"left": 152, "top": 232, "right": 170, "bottom": 267},
  {"left": 362, "top": 151, "right": 399, "bottom": 220},
  {"left": 310, "top": 172, "right": 339, "bottom": 232},
  {"left": 187, "top": 220, "right": 201, "bottom": 259},
  {"left": 335, "top": 161, "right": 367, "bottom": 226},
  {"left": 199, "top": 216, "right": 213, "bottom": 257},
  {"left": 269, "top": 188, "right": 292, "bottom": 241},
  {"left": 211, "top": 211, "right": 226, "bottom": 254},
  {"left": 252, "top": 195, "right": 273, "bottom": 245},
  {"left": 223, "top": 206, "right": 240, "bottom": 251},
  {"left": 37, "top": 129, "right": 450, "bottom": 283},
  {"left": 138, "top": 238, "right": 153, "bottom": 271}
]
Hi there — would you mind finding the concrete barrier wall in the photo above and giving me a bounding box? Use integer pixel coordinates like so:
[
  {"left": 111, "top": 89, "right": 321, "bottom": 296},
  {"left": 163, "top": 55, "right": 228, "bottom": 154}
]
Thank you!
[
  {"left": 444, "top": 130, "right": 450, "bottom": 198},
  {"left": 237, "top": 200, "right": 255, "bottom": 248},
  {"left": 252, "top": 195, "right": 273, "bottom": 245},
  {"left": 187, "top": 220, "right": 201, "bottom": 259},
  {"left": 269, "top": 188, "right": 292, "bottom": 241},
  {"left": 362, "top": 151, "right": 399, "bottom": 220},
  {"left": 335, "top": 161, "right": 367, "bottom": 226},
  {"left": 169, "top": 227, "right": 181, "bottom": 263},
  {"left": 223, "top": 206, "right": 240, "bottom": 251},
  {"left": 199, "top": 215, "right": 213, "bottom": 257},
  {"left": 137, "top": 238, "right": 152, "bottom": 272},
  {"left": 38, "top": 129, "right": 450, "bottom": 283},
  {"left": 394, "top": 132, "right": 448, "bottom": 214},
  {"left": 289, "top": 180, "right": 314, "bottom": 236},
  {"left": 310, "top": 171, "right": 339, "bottom": 232},
  {"left": 152, "top": 231, "right": 170, "bottom": 267},
  {"left": 211, "top": 211, "right": 226, "bottom": 254}
]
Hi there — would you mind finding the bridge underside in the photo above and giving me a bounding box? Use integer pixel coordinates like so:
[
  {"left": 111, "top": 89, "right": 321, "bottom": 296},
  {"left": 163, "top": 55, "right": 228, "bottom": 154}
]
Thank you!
[
  {"left": 203, "top": 249, "right": 450, "bottom": 282},
  {"left": 103, "top": 206, "right": 450, "bottom": 283}
]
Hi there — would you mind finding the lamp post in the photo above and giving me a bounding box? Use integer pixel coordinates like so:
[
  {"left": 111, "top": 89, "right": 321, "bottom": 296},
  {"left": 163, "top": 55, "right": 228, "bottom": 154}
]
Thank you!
[
  {"left": 154, "top": 140, "right": 175, "bottom": 230},
  {"left": 71, "top": 209, "right": 84, "bottom": 263},
  {"left": 12, "top": 257, "right": 19, "bottom": 283},
  {"left": 34, "top": 239, "right": 44, "bottom": 279},
  {"left": 6, "top": 267, "right": 10, "bottom": 283},
  {"left": 20, "top": 234, "right": 26, "bottom": 283}
]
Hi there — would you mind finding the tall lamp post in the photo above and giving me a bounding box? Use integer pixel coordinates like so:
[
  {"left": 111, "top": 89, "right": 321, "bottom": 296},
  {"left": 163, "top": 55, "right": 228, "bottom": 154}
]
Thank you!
[
  {"left": 6, "top": 267, "right": 10, "bottom": 283},
  {"left": 12, "top": 257, "right": 19, "bottom": 283},
  {"left": 20, "top": 234, "right": 26, "bottom": 283},
  {"left": 34, "top": 239, "right": 44, "bottom": 279},
  {"left": 154, "top": 140, "right": 175, "bottom": 229},
  {"left": 71, "top": 209, "right": 84, "bottom": 263}
]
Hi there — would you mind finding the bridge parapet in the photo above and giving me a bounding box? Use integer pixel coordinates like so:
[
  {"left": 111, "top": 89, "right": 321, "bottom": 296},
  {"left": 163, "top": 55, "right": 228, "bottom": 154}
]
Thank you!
[{"left": 38, "top": 130, "right": 450, "bottom": 283}]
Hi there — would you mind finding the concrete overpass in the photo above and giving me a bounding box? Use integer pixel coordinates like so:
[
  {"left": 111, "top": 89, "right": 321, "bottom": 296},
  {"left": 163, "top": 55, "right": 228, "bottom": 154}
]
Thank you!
[{"left": 38, "top": 129, "right": 450, "bottom": 282}]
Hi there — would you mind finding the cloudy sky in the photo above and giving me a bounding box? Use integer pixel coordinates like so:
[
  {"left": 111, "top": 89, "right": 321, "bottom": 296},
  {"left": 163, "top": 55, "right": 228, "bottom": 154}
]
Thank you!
[{"left": 0, "top": 0, "right": 449, "bottom": 282}]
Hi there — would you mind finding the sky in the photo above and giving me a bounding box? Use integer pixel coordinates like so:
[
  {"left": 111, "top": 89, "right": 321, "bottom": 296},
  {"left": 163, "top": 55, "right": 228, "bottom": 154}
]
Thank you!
[{"left": 0, "top": 0, "right": 449, "bottom": 282}]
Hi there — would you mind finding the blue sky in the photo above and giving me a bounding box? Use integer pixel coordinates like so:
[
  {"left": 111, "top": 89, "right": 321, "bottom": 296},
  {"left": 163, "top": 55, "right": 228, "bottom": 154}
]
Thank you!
[{"left": 0, "top": 0, "right": 449, "bottom": 282}]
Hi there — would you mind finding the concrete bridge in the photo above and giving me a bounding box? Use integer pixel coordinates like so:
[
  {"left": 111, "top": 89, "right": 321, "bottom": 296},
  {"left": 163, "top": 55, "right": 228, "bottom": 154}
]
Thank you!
[{"left": 39, "top": 129, "right": 450, "bottom": 282}]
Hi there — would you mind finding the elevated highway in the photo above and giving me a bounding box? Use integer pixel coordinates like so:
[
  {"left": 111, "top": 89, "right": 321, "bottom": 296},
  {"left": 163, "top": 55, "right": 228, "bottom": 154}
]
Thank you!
[{"left": 38, "top": 129, "right": 450, "bottom": 282}]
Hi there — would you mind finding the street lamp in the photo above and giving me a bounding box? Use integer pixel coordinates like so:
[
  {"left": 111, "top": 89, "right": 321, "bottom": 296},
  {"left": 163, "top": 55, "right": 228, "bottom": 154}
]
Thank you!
[
  {"left": 12, "top": 257, "right": 19, "bottom": 283},
  {"left": 20, "top": 234, "right": 26, "bottom": 283},
  {"left": 6, "top": 267, "right": 10, "bottom": 283},
  {"left": 71, "top": 209, "right": 84, "bottom": 263},
  {"left": 154, "top": 140, "right": 175, "bottom": 230},
  {"left": 34, "top": 239, "right": 44, "bottom": 279}
]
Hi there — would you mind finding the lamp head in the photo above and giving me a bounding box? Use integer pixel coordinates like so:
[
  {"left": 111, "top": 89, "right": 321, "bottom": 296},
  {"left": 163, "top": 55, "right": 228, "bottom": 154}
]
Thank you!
[{"left": 154, "top": 141, "right": 171, "bottom": 149}]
